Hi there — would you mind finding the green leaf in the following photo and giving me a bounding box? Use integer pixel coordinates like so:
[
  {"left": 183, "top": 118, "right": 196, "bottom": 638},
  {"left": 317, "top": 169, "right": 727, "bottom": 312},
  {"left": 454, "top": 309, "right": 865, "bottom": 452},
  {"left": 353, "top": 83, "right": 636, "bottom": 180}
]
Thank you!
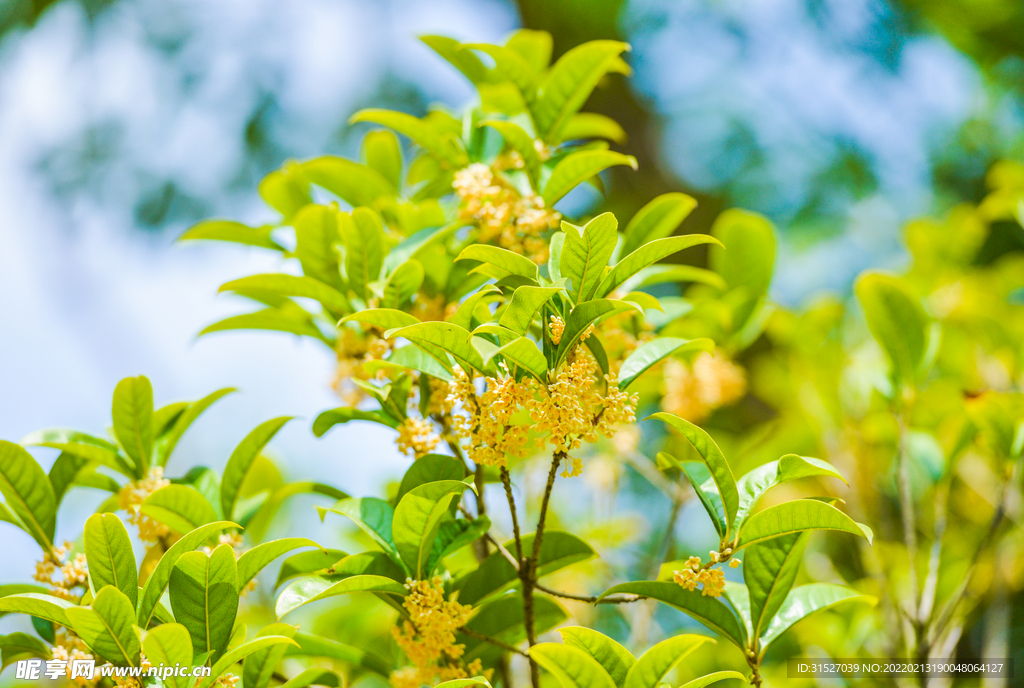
[
  {"left": 178, "top": 220, "right": 282, "bottom": 251},
  {"left": 759, "top": 583, "right": 875, "bottom": 650},
  {"left": 623, "top": 265, "right": 727, "bottom": 293},
  {"left": 556, "top": 299, "right": 638, "bottom": 364},
  {"left": 498, "top": 286, "right": 562, "bottom": 335},
  {"left": 390, "top": 321, "right": 485, "bottom": 373},
  {"left": 279, "top": 668, "right": 342, "bottom": 688},
  {"left": 621, "top": 193, "right": 698, "bottom": 257},
  {"left": 678, "top": 461, "right": 727, "bottom": 539},
  {"left": 286, "top": 631, "right": 392, "bottom": 676},
  {"left": 737, "top": 499, "right": 873, "bottom": 550},
  {"left": 84, "top": 514, "right": 138, "bottom": 607},
  {"left": 342, "top": 308, "right": 421, "bottom": 330},
  {"left": 141, "top": 484, "right": 219, "bottom": 535},
  {"left": 618, "top": 338, "right": 714, "bottom": 389},
  {"left": 854, "top": 272, "right": 931, "bottom": 386},
  {"left": 275, "top": 549, "right": 348, "bottom": 589},
  {"left": 195, "top": 636, "right": 298, "bottom": 688},
  {"left": 300, "top": 157, "right": 396, "bottom": 207},
  {"left": 560, "top": 113, "right": 627, "bottom": 144},
  {"left": 259, "top": 166, "right": 312, "bottom": 219},
  {"left": 531, "top": 642, "right": 617, "bottom": 688},
  {"left": 0, "top": 441, "right": 57, "bottom": 553},
  {"left": 454, "top": 531, "right": 596, "bottom": 605},
  {"left": 111, "top": 375, "right": 154, "bottom": 475},
  {"left": 137, "top": 521, "right": 238, "bottom": 626},
  {"left": 66, "top": 586, "right": 141, "bottom": 667},
  {"left": 169, "top": 545, "right": 239, "bottom": 659},
  {"left": 320, "top": 498, "right": 400, "bottom": 563},
  {"left": 543, "top": 150, "right": 637, "bottom": 206},
  {"left": 721, "top": 582, "right": 751, "bottom": 640},
  {"left": 481, "top": 119, "right": 542, "bottom": 188},
  {"left": 363, "top": 129, "right": 403, "bottom": 188},
  {"left": 340, "top": 208, "right": 385, "bottom": 301},
  {"left": 199, "top": 307, "right": 329, "bottom": 343},
  {"left": 397, "top": 455, "right": 466, "bottom": 504},
  {"left": 710, "top": 209, "right": 776, "bottom": 334},
  {"left": 293, "top": 203, "right": 342, "bottom": 289},
  {"left": 560, "top": 213, "right": 618, "bottom": 303},
  {"left": 312, "top": 408, "right": 399, "bottom": 437},
  {"left": 221, "top": 417, "right": 293, "bottom": 521},
  {"left": 649, "top": 414, "right": 739, "bottom": 537},
  {"left": 156, "top": 387, "right": 235, "bottom": 467},
  {"left": 142, "top": 623, "right": 192, "bottom": 688},
  {"left": 369, "top": 343, "right": 454, "bottom": 382},
  {"left": 559, "top": 627, "right": 635, "bottom": 688},
  {"left": 236, "top": 538, "right": 322, "bottom": 591},
  {"left": 533, "top": 40, "right": 630, "bottom": 141},
  {"left": 245, "top": 483, "right": 348, "bottom": 544},
  {"left": 492, "top": 336, "right": 548, "bottom": 381},
  {"left": 744, "top": 533, "right": 810, "bottom": 645},
  {"left": 22, "top": 429, "right": 131, "bottom": 477},
  {"left": 506, "top": 29, "right": 552, "bottom": 72},
  {"left": 243, "top": 623, "right": 298, "bottom": 688},
  {"left": 351, "top": 109, "right": 467, "bottom": 167},
  {"left": 623, "top": 634, "right": 714, "bottom": 688},
  {"left": 0, "top": 594, "right": 75, "bottom": 626},
  {"left": 678, "top": 672, "right": 748, "bottom": 688},
  {"left": 1, "top": 631, "right": 52, "bottom": 668},
  {"left": 392, "top": 480, "right": 472, "bottom": 577},
  {"left": 220, "top": 274, "right": 350, "bottom": 318},
  {"left": 466, "top": 44, "right": 540, "bottom": 105},
  {"left": 597, "top": 582, "right": 745, "bottom": 649},
  {"left": 457, "top": 244, "right": 540, "bottom": 281},
  {"left": 460, "top": 594, "right": 567, "bottom": 662},
  {"left": 276, "top": 574, "right": 407, "bottom": 618},
  {"left": 381, "top": 260, "right": 425, "bottom": 309},
  {"left": 422, "top": 35, "right": 493, "bottom": 84},
  {"left": 48, "top": 453, "right": 121, "bottom": 503},
  {"left": 597, "top": 234, "right": 722, "bottom": 299},
  {"left": 427, "top": 516, "right": 491, "bottom": 573},
  {"left": 733, "top": 455, "right": 848, "bottom": 531}
]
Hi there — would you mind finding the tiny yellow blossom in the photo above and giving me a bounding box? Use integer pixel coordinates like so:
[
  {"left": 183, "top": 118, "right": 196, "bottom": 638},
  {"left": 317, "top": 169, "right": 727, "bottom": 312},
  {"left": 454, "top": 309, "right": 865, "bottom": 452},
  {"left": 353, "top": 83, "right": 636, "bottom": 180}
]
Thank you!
[
  {"left": 729, "top": 558, "right": 741, "bottom": 568},
  {"left": 396, "top": 417, "right": 442, "bottom": 458},
  {"left": 34, "top": 541, "right": 89, "bottom": 601},
  {"left": 118, "top": 467, "right": 171, "bottom": 543},
  {"left": 549, "top": 315, "right": 565, "bottom": 345}
]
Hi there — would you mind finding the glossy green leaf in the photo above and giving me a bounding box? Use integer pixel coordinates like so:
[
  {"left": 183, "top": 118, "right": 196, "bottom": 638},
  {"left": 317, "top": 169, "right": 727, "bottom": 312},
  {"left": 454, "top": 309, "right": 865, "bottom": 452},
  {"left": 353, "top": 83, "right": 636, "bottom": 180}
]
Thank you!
[
  {"left": 66, "top": 586, "right": 140, "bottom": 667},
  {"left": 560, "top": 113, "right": 627, "bottom": 144},
  {"left": 221, "top": 417, "right": 293, "bottom": 521},
  {"left": 481, "top": 119, "right": 542, "bottom": 187},
  {"left": 733, "top": 455, "right": 847, "bottom": 531},
  {"left": 22, "top": 429, "right": 130, "bottom": 477},
  {"left": 111, "top": 375, "right": 154, "bottom": 474},
  {"left": 274, "top": 549, "right": 348, "bottom": 589},
  {"left": 137, "top": 521, "right": 237, "bottom": 626},
  {"left": 492, "top": 336, "right": 547, "bottom": 381},
  {"left": 854, "top": 271, "right": 931, "bottom": 386},
  {"left": 220, "top": 274, "right": 350, "bottom": 318},
  {"left": 737, "top": 499, "right": 873, "bottom": 549},
  {"left": 457, "top": 244, "right": 540, "bottom": 281},
  {"left": 259, "top": 166, "right": 311, "bottom": 219},
  {"left": 422, "top": 35, "right": 493, "bottom": 84},
  {"left": 300, "top": 156, "right": 396, "bottom": 207},
  {"left": 397, "top": 455, "right": 466, "bottom": 504},
  {"left": 618, "top": 338, "right": 714, "bottom": 389},
  {"left": 560, "top": 213, "right": 618, "bottom": 303},
  {"left": 744, "top": 532, "right": 810, "bottom": 645},
  {"left": 320, "top": 498, "right": 400, "bottom": 562},
  {"left": 531, "top": 642, "right": 617, "bottom": 688},
  {"left": 367, "top": 343, "right": 454, "bottom": 381},
  {"left": 381, "top": 260, "right": 425, "bottom": 309},
  {"left": 0, "top": 593, "right": 75, "bottom": 626},
  {"left": 621, "top": 193, "right": 698, "bottom": 257},
  {"left": 236, "top": 538, "right": 322, "bottom": 591},
  {"left": 286, "top": 631, "right": 392, "bottom": 676},
  {"left": 276, "top": 574, "right": 407, "bottom": 618},
  {"left": 390, "top": 321, "right": 484, "bottom": 373},
  {"left": 427, "top": 516, "right": 490, "bottom": 573},
  {"left": 460, "top": 594, "right": 567, "bottom": 662},
  {"left": 141, "top": 484, "right": 219, "bottom": 535},
  {"left": 657, "top": 455, "right": 725, "bottom": 539},
  {"left": 340, "top": 208, "right": 385, "bottom": 301},
  {"left": 598, "top": 234, "right": 722, "bottom": 299},
  {"left": 156, "top": 388, "right": 235, "bottom": 467},
  {"left": 169, "top": 544, "right": 239, "bottom": 658},
  {"left": 710, "top": 209, "right": 776, "bottom": 333},
  {"left": 0, "top": 441, "right": 57, "bottom": 552},
  {"left": 243, "top": 623, "right": 298, "bottom": 688},
  {"left": 178, "top": 220, "right": 282, "bottom": 251},
  {"left": 624, "top": 634, "right": 714, "bottom": 688},
  {"left": 506, "top": 29, "right": 552, "bottom": 72},
  {"left": 84, "top": 514, "right": 137, "bottom": 607},
  {"left": 392, "top": 480, "right": 472, "bottom": 577},
  {"left": 198, "top": 307, "right": 329, "bottom": 343},
  {"left": 760, "top": 583, "right": 875, "bottom": 649},
  {"left": 533, "top": 40, "right": 630, "bottom": 141},
  {"left": 313, "top": 408, "right": 399, "bottom": 437},
  {"left": 363, "top": 129, "right": 403, "bottom": 188},
  {"left": 597, "top": 582, "right": 745, "bottom": 649},
  {"left": 543, "top": 150, "right": 637, "bottom": 207},
  {"left": 142, "top": 623, "right": 192, "bottom": 688},
  {"left": 341, "top": 308, "right": 421, "bottom": 331},
  {"left": 498, "top": 286, "right": 562, "bottom": 335},
  {"left": 559, "top": 627, "right": 635, "bottom": 688},
  {"left": 454, "top": 531, "right": 596, "bottom": 605},
  {"left": 678, "top": 671, "right": 748, "bottom": 688},
  {"left": 279, "top": 668, "right": 342, "bottom": 688},
  {"left": 0, "top": 631, "right": 52, "bottom": 668},
  {"left": 466, "top": 44, "right": 540, "bottom": 105},
  {"left": 195, "top": 635, "right": 298, "bottom": 688},
  {"left": 351, "top": 109, "right": 467, "bottom": 167},
  {"left": 649, "top": 414, "right": 739, "bottom": 536},
  {"left": 47, "top": 453, "right": 120, "bottom": 503},
  {"left": 556, "top": 299, "right": 638, "bottom": 364},
  {"left": 293, "top": 204, "right": 343, "bottom": 288}
]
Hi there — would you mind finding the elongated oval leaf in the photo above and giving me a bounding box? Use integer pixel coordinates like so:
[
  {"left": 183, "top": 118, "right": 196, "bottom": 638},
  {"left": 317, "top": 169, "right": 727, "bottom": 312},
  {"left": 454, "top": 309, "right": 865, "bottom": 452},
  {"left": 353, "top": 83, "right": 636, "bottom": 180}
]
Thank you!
[
  {"left": 141, "top": 484, "right": 219, "bottom": 535},
  {"left": 710, "top": 209, "right": 776, "bottom": 334},
  {"left": 195, "top": 636, "right": 298, "bottom": 688},
  {"left": 84, "top": 514, "right": 138, "bottom": 607},
  {"left": 745, "top": 532, "right": 810, "bottom": 645},
  {"left": 560, "top": 113, "right": 627, "bottom": 144},
  {"left": 156, "top": 388, "right": 235, "bottom": 467},
  {"left": 220, "top": 274, "right": 351, "bottom": 318},
  {"left": 350, "top": 109, "right": 467, "bottom": 167},
  {"left": 491, "top": 337, "right": 547, "bottom": 381},
  {"left": 112, "top": 376, "right": 154, "bottom": 474},
  {"left": 597, "top": 581, "right": 745, "bottom": 649},
  {"left": 340, "top": 208, "right": 385, "bottom": 301},
  {"left": 300, "top": 156, "right": 395, "bottom": 207},
  {"left": 0, "top": 441, "right": 57, "bottom": 553},
  {"left": 624, "top": 634, "right": 714, "bottom": 688},
  {"left": 66, "top": 586, "right": 140, "bottom": 667},
  {"left": 618, "top": 338, "right": 714, "bottom": 389},
  {"left": 178, "top": 220, "right": 282, "bottom": 251},
  {"left": 621, "top": 193, "right": 698, "bottom": 257},
  {"left": 169, "top": 544, "right": 239, "bottom": 659},
  {"left": 363, "top": 129, "right": 403, "bottom": 188},
  {"left": 559, "top": 627, "right": 635, "bottom": 688},
  {"left": 456, "top": 244, "right": 540, "bottom": 281},
  {"left": 854, "top": 272, "right": 930, "bottom": 386},
  {"left": 391, "top": 321, "right": 485, "bottom": 373},
  {"left": 276, "top": 574, "right": 407, "bottom": 618},
  {"left": 142, "top": 623, "right": 192, "bottom": 688},
  {"left": 236, "top": 538, "right": 322, "bottom": 591},
  {"left": 274, "top": 549, "right": 348, "bottom": 589},
  {"left": 199, "top": 307, "right": 329, "bottom": 343},
  {"left": 556, "top": 299, "right": 638, "bottom": 365},
  {"left": 221, "top": 417, "right": 293, "bottom": 521},
  {"left": 293, "top": 204, "right": 343, "bottom": 288},
  {"left": 543, "top": 150, "right": 637, "bottom": 207},
  {"left": 392, "top": 481, "right": 472, "bottom": 577},
  {"left": 243, "top": 622, "right": 298, "bottom": 688},
  {"left": 737, "top": 500, "right": 873, "bottom": 550},
  {"left": 733, "top": 455, "right": 847, "bottom": 531},
  {"left": 760, "top": 583, "right": 875, "bottom": 650},
  {"left": 560, "top": 213, "right": 618, "bottom": 303},
  {"left": 532, "top": 643, "right": 617, "bottom": 688},
  {"left": 498, "top": 286, "right": 562, "bottom": 335},
  {"left": 0, "top": 594, "right": 74, "bottom": 626},
  {"left": 320, "top": 498, "right": 400, "bottom": 562},
  {"left": 23, "top": 429, "right": 130, "bottom": 477},
  {"left": 597, "top": 234, "right": 722, "bottom": 299}
]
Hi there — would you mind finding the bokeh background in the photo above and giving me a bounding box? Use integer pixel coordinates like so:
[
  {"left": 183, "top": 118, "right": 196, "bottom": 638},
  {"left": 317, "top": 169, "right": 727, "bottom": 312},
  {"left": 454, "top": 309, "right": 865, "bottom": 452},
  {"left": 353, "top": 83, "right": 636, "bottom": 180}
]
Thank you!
[{"left": 1, "top": 0, "right": 1023, "bottom": 623}]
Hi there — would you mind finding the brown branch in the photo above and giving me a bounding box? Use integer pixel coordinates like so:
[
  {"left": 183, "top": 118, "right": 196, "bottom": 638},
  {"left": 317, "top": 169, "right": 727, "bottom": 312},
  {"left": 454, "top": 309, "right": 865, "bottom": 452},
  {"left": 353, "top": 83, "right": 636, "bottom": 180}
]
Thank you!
[
  {"left": 460, "top": 626, "right": 530, "bottom": 658},
  {"left": 500, "top": 467, "right": 524, "bottom": 562},
  {"left": 534, "top": 583, "right": 639, "bottom": 605}
]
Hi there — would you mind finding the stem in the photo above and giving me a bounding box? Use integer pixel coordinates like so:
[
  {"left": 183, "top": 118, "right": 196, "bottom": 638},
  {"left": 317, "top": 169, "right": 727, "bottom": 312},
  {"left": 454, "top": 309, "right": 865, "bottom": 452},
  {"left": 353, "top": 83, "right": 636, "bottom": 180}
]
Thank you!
[
  {"left": 500, "top": 467, "right": 523, "bottom": 561},
  {"left": 745, "top": 653, "right": 763, "bottom": 688},
  {"left": 460, "top": 627, "right": 530, "bottom": 658},
  {"left": 534, "top": 583, "right": 639, "bottom": 604},
  {"left": 474, "top": 464, "right": 489, "bottom": 558}
]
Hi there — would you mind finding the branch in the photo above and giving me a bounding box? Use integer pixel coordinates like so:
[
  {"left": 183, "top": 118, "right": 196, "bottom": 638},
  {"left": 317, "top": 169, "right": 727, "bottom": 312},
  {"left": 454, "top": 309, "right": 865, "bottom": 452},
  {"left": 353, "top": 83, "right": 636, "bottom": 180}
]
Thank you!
[
  {"left": 534, "top": 583, "right": 639, "bottom": 605},
  {"left": 500, "top": 467, "right": 524, "bottom": 563},
  {"left": 460, "top": 626, "right": 530, "bottom": 658}
]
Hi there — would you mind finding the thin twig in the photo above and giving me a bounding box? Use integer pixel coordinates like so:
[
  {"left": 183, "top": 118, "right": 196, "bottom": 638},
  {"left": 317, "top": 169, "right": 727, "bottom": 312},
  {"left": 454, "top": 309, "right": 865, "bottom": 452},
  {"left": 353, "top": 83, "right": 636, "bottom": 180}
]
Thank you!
[
  {"left": 461, "top": 626, "right": 530, "bottom": 658},
  {"left": 500, "top": 467, "right": 523, "bottom": 562},
  {"left": 484, "top": 532, "right": 520, "bottom": 571},
  {"left": 534, "top": 583, "right": 639, "bottom": 605}
]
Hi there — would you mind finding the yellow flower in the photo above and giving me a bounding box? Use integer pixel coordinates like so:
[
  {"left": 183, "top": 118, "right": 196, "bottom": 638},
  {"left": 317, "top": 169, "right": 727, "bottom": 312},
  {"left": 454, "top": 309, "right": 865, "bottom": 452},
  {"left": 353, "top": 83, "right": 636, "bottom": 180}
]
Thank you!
[
  {"left": 549, "top": 315, "right": 565, "bottom": 345},
  {"left": 560, "top": 456, "right": 584, "bottom": 478},
  {"left": 34, "top": 541, "right": 89, "bottom": 601},
  {"left": 396, "top": 417, "right": 442, "bottom": 458},
  {"left": 448, "top": 364, "right": 537, "bottom": 468},
  {"left": 333, "top": 327, "right": 393, "bottom": 405},
  {"left": 118, "top": 467, "right": 171, "bottom": 543},
  {"left": 661, "top": 351, "right": 746, "bottom": 422},
  {"left": 51, "top": 632, "right": 98, "bottom": 687}
]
